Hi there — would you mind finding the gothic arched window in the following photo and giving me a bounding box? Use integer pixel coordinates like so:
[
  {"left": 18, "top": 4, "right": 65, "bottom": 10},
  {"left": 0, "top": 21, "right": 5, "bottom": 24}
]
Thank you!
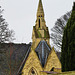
[
  {"left": 31, "top": 69, "right": 35, "bottom": 74},
  {"left": 50, "top": 67, "right": 54, "bottom": 71},
  {"left": 39, "top": 19, "right": 40, "bottom": 28},
  {"left": 29, "top": 67, "right": 37, "bottom": 75}
]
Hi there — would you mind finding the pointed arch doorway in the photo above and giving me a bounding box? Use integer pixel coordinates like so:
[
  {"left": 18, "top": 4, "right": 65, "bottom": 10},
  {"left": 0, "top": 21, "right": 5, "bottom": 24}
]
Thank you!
[{"left": 28, "top": 67, "right": 38, "bottom": 75}]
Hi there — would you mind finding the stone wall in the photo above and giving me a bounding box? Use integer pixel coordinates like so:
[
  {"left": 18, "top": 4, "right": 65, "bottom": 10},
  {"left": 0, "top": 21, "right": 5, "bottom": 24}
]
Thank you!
[
  {"left": 44, "top": 47, "right": 61, "bottom": 72},
  {"left": 22, "top": 50, "right": 43, "bottom": 75}
]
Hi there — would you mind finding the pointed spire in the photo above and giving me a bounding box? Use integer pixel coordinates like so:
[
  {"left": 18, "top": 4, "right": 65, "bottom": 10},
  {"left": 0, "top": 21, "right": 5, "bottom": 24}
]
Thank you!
[
  {"left": 38, "top": 0, "right": 44, "bottom": 12},
  {"left": 37, "top": 0, "right": 44, "bottom": 17}
]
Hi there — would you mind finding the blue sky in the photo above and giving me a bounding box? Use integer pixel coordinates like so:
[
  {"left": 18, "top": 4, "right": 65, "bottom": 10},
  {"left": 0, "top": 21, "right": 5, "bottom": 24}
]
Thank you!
[{"left": 0, "top": 0, "right": 74, "bottom": 44}]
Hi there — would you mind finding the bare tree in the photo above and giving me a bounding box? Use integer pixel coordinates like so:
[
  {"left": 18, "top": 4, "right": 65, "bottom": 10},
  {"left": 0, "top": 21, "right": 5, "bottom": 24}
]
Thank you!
[
  {"left": 0, "top": 6, "right": 15, "bottom": 43},
  {"left": 51, "top": 11, "right": 71, "bottom": 51}
]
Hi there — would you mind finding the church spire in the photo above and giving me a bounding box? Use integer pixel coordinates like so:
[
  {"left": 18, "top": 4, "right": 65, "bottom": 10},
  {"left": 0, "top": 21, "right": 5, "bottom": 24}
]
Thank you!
[
  {"left": 35, "top": 0, "right": 46, "bottom": 30},
  {"left": 32, "top": 0, "right": 50, "bottom": 49},
  {"left": 37, "top": 0, "right": 44, "bottom": 17}
]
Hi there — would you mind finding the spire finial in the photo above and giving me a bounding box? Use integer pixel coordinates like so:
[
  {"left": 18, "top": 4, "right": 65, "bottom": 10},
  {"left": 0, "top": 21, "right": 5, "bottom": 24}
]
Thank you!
[{"left": 37, "top": 0, "right": 44, "bottom": 17}]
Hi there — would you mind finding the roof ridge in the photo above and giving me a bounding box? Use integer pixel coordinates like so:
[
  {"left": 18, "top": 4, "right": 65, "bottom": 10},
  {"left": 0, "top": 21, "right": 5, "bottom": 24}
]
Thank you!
[{"left": 17, "top": 46, "right": 31, "bottom": 74}]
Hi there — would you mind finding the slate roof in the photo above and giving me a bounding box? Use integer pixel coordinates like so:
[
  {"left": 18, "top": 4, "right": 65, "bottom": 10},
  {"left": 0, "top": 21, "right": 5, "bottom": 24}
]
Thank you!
[
  {"left": 0, "top": 43, "right": 31, "bottom": 75},
  {"left": 17, "top": 46, "right": 31, "bottom": 75},
  {"left": 35, "top": 40, "right": 51, "bottom": 67}
]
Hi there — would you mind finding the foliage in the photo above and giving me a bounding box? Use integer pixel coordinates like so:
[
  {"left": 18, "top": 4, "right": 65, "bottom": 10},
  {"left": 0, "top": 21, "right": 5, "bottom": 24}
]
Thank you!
[
  {"left": 37, "top": 30, "right": 42, "bottom": 38},
  {"left": 44, "top": 29, "right": 50, "bottom": 38},
  {"left": 51, "top": 11, "right": 71, "bottom": 51},
  {"left": 61, "top": 2, "right": 75, "bottom": 72},
  {"left": 44, "top": 30, "right": 47, "bottom": 38}
]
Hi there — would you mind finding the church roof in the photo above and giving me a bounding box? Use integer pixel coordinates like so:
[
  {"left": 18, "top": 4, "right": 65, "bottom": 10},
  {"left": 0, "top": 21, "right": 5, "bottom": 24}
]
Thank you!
[
  {"left": 17, "top": 46, "right": 31, "bottom": 75},
  {"left": 35, "top": 40, "right": 51, "bottom": 67},
  {"left": 0, "top": 43, "right": 31, "bottom": 75}
]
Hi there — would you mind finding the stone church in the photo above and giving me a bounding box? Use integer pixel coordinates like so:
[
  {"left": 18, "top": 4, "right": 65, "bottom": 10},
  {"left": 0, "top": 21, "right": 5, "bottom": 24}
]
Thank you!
[{"left": 18, "top": 0, "right": 61, "bottom": 75}]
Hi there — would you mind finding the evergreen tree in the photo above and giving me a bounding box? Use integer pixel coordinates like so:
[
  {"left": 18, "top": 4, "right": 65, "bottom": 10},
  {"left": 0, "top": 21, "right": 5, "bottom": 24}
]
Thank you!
[{"left": 61, "top": 2, "right": 75, "bottom": 72}]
